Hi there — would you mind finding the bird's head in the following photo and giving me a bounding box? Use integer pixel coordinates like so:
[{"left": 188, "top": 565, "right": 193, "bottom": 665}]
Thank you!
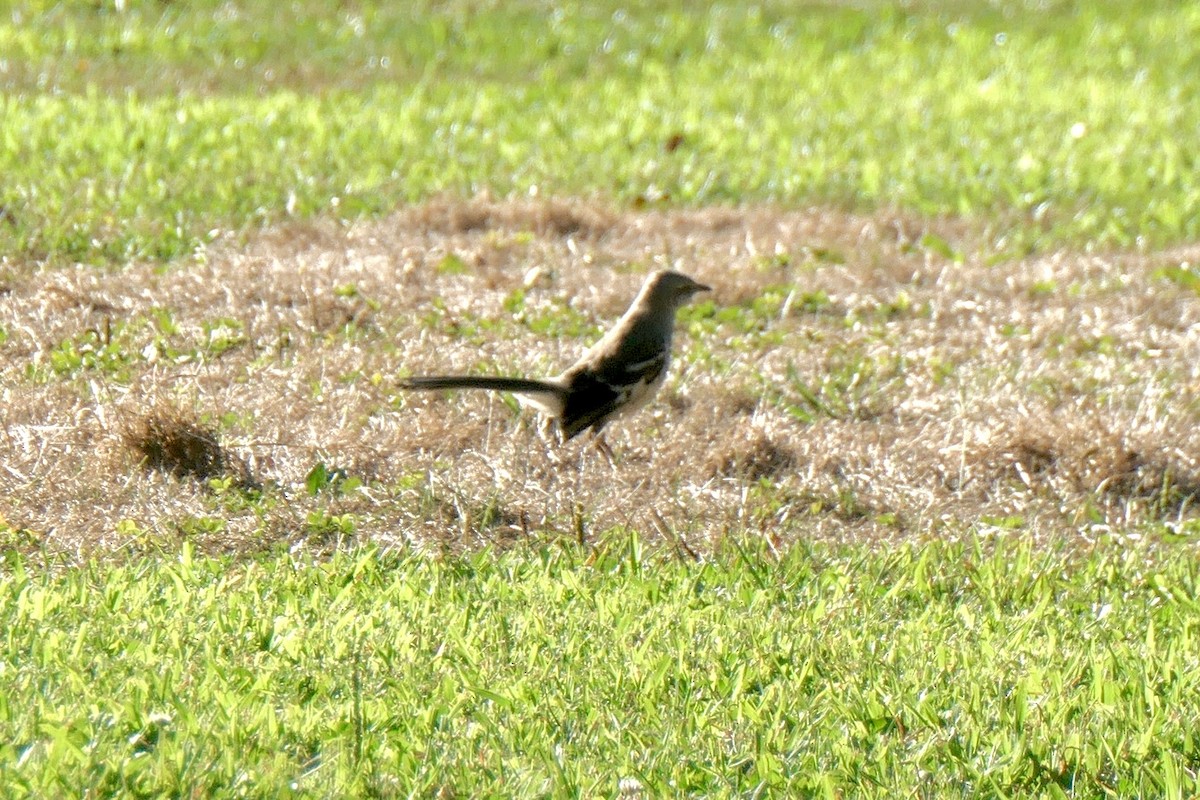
[{"left": 642, "top": 270, "right": 711, "bottom": 310}]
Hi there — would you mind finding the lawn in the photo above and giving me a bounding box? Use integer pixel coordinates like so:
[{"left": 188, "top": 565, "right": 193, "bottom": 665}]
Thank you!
[
  {"left": 3, "top": 0, "right": 1200, "bottom": 263},
  {"left": 2, "top": 0, "right": 1200, "bottom": 796},
  {"left": 4, "top": 539, "right": 1199, "bottom": 797}
]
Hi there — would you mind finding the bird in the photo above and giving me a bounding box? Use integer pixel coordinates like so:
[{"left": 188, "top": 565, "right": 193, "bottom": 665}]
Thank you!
[{"left": 399, "top": 270, "right": 711, "bottom": 444}]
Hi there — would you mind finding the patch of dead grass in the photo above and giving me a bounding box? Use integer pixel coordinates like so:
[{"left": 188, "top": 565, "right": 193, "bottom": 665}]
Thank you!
[
  {"left": 981, "top": 408, "right": 1200, "bottom": 515},
  {"left": 119, "top": 402, "right": 252, "bottom": 487},
  {"left": 408, "top": 195, "right": 616, "bottom": 239},
  {"left": 706, "top": 430, "right": 797, "bottom": 482},
  {"left": 4, "top": 197, "right": 1200, "bottom": 560}
]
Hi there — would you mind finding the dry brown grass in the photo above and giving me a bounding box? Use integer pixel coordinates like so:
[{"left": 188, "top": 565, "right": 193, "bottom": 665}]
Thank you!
[
  {"left": 118, "top": 401, "right": 253, "bottom": 486},
  {"left": 4, "top": 197, "right": 1200, "bottom": 560}
]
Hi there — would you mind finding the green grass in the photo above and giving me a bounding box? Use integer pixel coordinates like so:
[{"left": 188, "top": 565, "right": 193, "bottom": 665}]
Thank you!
[
  {"left": 2, "top": 537, "right": 1198, "bottom": 797},
  {"left": 4, "top": 0, "right": 1200, "bottom": 263}
]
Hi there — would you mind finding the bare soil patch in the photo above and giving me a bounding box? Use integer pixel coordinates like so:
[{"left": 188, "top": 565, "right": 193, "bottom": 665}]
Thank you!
[{"left": 4, "top": 197, "right": 1200, "bottom": 559}]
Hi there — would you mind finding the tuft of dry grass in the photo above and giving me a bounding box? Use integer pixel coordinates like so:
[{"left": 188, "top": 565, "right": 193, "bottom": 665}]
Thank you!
[
  {"left": 3, "top": 197, "right": 1200, "bottom": 560},
  {"left": 706, "top": 430, "right": 797, "bottom": 482},
  {"left": 119, "top": 403, "right": 250, "bottom": 486}
]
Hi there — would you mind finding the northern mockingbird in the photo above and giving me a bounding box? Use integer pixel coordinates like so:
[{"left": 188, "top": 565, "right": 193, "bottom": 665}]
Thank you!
[{"left": 399, "top": 270, "right": 711, "bottom": 442}]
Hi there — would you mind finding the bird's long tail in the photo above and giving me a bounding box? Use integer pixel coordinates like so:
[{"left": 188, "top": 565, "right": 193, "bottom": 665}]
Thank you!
[
  {"left": 400, "top": 375, "right": 564, "bottom": 396},
  {"left": 400, "top": 375, "right": 567, "bottom": 418}
]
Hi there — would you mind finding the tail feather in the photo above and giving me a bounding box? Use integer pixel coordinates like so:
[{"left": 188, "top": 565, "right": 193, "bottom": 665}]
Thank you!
[{"left": 400, "top": 375, "right": 564, "bottom": 397}]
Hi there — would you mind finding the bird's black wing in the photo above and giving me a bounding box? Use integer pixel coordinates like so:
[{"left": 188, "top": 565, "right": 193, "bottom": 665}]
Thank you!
[
  {"left": 560, "top": 351, "right": 667, "bottom": 439},
  {"left": 559, "top": 372, "right": 626, "bottom": 439}
]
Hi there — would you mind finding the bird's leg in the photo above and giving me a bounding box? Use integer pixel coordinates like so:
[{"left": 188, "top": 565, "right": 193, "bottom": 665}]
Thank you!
[
  {"left": 536, "top": 415, "right": 567, "bottom": 467},
  {"left": 592, "top": 431, "right": 617, "bottom": 469}
]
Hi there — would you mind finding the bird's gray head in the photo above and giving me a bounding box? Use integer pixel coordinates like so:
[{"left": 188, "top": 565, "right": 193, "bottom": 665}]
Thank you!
[{"left": 641, "top": 270, "right": 711, "bottom": 310}]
